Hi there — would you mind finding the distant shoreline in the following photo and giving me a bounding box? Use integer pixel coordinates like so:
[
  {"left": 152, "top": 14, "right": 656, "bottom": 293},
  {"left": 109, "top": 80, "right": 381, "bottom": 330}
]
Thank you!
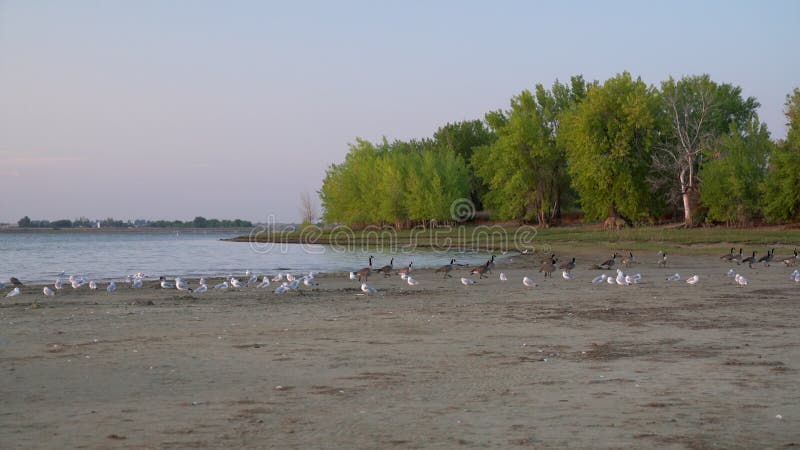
[{"left": 0, "top": 227, "right": 255, "bottom": 234}]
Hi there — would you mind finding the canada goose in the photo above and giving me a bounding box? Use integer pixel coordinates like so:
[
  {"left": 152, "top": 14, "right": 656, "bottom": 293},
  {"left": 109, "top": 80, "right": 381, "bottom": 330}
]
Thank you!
[
  {"left": 730, "top": 248, "right": 744, "bottom": 265},
  {"left": 435, "top": 259, "right": 456, "bottom": 278},
  {"left": 539, "top": 255, "right": 556, "bottom": 278},
  {"left": 657, "top": 251, "right": 667, "bottom": 267},
  {"left": 470, "top": 259, "right": 492, "bottom": 279},
  {"left": 783, "top": 249, "right": 798, "bottom": 266},
  {"left": 595, "top": 253, "right": 619, "bottom": 270},
  {"left": 356, "top": 255, "right": 375, "bottom": 282},
  {"left": 486, "top": 255, "right": 496, "bottom": 273},
  {"left": 558, "top": 257, "right": 576, "bottom": 271},
  {"left": 720, "top": 247, "right": 736, "bottom": 261},
  {"left": 9, "top": 277, "right": 23, "bottom": 287},
  {"left": 741, "top": 251, "right": 757, "bottom": 268},
  {"left": 757, "top": 248, "right": 775, "bottom": 266},
  {"left": 397, "top": 262, "right": 413, "bottom": 276},
  {"left": 621, "top": 252, "right": 636, "bottom": 267},
  {"left": 375, "top": 258, "right": 394, "bottom": 277}
]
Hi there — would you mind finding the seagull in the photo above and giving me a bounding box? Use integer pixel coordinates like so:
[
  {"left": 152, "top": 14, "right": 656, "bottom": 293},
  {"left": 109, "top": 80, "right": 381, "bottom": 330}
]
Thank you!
[
  {"left": 349, "top": 272, "right": 358, "bottom": 281},
  {"left": 257, "top": 276, "right": 271, "bottom": 288},
  {"left": 199, "top": 277, "right": 207, "bottom": 285},
  {"left": 131, "top": 278, "right": 143, "bottom": 289},
  {"left": 89, "top": 280, "right": 97, "bottom": 290},
  {"left": 407, "top": 276, "right": 419, "bottom": 286},
  {"left": 460, "top": 277, "right": 476, "bottom": 286},
  {"left": 272, "top": 273, "right": 284, "bottom": 282},
  {"left": 607, "top": 275, "right": 616, "bottom": 285},
  {"left": 274, "top": 283, "right": 289, "bottom": 294},
  {"left": 176, "top": 278, "right": 192, "bottom": 292},
  {"left": 522, "top": 276, "right": 537, "bottom": 288},
  {"left": 686, "top": 275, "right": 699, "bottom": 285},
  {"left": 106, "top": 282, "right": 117, "bottom": 292},
  {"left": 734, "top": 274, "right": 748, "bottom": 287},
  {"left": 160, "top": 277, "right": 175, "bottom": 289},
  {"left": 247, "top": 274, "right": 259, "bottom": 285},
  {"left": 71, "top": 279, "right": 84, "bottom": 289},
  {"left": 195, "top": 283, "right": 208, "bottom": 294},
  {"left": 615, "top": 270, "right": 626, "bottom": 286},
  {"left": 43, "top": 286, "right": 55, "bottom": 296},
  {"left": 499, "top": 272, "right": 507, "bottom": 281},
  {"left": 591, "top": 274, "right": 606, "bottom": 284},
  {"left": 54, "top": 278, "right": 64, "bottom": 291},
  {"left": 286, "top": 273, "right": 296, "bottom": 282},
  {"left": 7, "top": 287, "right": 21, "bottom": 297},
  {"left": 666, "top": 273, "right": 680, "bottom": 281},
  {"left": 727, "top": 269, "right": 736, "bottom": 277},
  {"left": 400, "top": 272, "right": 409, "bottom": 280},
  {"left": 303, "top": 277, "right": 319, "bottom": 287},
  {"left": 214, "top": 281, "right": 229, "bottom": 290},
  {"left": 230, "top": 278, "right": 245, "bottom": 289},
  {"left": 361, "top": 283, "right": 378, "bottom": 295},
  {"left": 287, "top": 279, "right": 301, "bottom": 291},
  {"left": 562, "top": 270, "right": 573, "bottom": 280}
]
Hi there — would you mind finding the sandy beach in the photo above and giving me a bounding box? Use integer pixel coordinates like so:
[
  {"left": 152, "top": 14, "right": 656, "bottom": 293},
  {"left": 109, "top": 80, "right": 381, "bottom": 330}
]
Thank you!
[{"left": 1, "top": 249, "right": 799, "bottom": 449}]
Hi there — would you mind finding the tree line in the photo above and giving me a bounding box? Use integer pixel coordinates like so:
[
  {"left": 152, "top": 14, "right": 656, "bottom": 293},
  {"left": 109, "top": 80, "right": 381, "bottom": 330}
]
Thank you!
[
  {"left": 16, "top": 216, "right": 253, "bottom": 229},
  {"left": 320, "top": 73, "right": 800, "bottom": 228}
]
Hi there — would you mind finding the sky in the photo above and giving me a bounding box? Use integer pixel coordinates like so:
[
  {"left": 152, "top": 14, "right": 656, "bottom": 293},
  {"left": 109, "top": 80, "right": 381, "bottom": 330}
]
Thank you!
[{"left": 1, "top": 0, "right": 798, "bottom": 224}]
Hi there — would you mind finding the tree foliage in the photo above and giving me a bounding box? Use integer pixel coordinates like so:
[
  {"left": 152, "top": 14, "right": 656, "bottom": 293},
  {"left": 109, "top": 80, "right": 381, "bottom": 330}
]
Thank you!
[
  {"left": 762, "top": 88, "right": 800, "bottom": 221},
  {"left": 560, "top": 72, "right": 662, "bottom": 224}
]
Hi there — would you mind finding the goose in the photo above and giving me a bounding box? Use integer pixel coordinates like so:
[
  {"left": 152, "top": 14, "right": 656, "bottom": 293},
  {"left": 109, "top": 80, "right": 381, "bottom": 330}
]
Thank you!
[
  {"left": 562, "top": 270, "right": 573, "bottom": 280},
  {"left": 657, "top": 251, "right": 668, "bottom": 267},
  {"left": 720, "top": 247, "right": 736, "bottom": 261},
  {"left": 257, "top": 276, "right": 271, "bottom": 288},
  {"left": 621, "top": 252, "right": 636, "bottom": 267},
  {"left": 470, "top": 260, "right": 491, "bottom": 279},
  {"left": 361, "top": 283, "right": 378, "bottom": 295},
  {"left": 230, "top": 278, "right": 245, "bottom": 289},
  {"left": 397, "top": 262, "right": 413, "bottom": 276},
  {"left": 741, "top": 251, "right": 757, "bottom": 268},
  {"left": 214, "top": 281, "right": 229, "bottom": 290},
  {"left": 782, "top": 249, "right": 798, "bottom": 266},
  {"left": 666, "top": 273, "right": 680, "bottom": 281},
  {"left": 375, "top": 258, "right": 394, "bottom": 277},
  {"left": 558, "top": 257, "right": 576, "bottom": 271},
  {"left": 10, "top": 277, "right": 24, "bottom": 287},
  {"left": 407, "top": 276, "right": 419, "bottom": 286},
  {"left": 7, "top": 287, "right": 21, "bottom": 297},
  {"left": 176, "top": 278, "right": 192, "bottom": 292},
  {"left": 356, "top": 256, "right": 374, "bottom": 282},
  {"left": 757, "top": 248, "right": 775, "bottom": 266},
  {"left": 730, "top": 248, "right": 744, "bottom": 265},
  {"left": 43, "top": 286, "right": 55, "bottom": 297},
  {"left": 89, "top": 280, "right": 97, "bottom": 290},
  {"left": 539, "top": 255, "right": 556, "bottom": 278},
  {"left": 591, "top": 274, "right": 606, "bottom": 284},
  {"left": 486, "top": 255, "right": 496, "bottom": 273},
  {"left": 195, "top": 283, "right": 208, "bottom": 294},
  {"left": 522, "top": 276, "right": 537, "bottom": 288},
  {"left": 596, "top": 253, "right": 619, "bottom": 270},
  {"left": 435, "top": 258, "right": 456, "bottom": 278},
  {"left": 106, "top": 282, "right": 117, "bottom": 293},
  {"left": 460, "top": 277, "right": 476, "bottom": 286},
  {"left": 159, "top": 277, "right": 175, "bottom": 289},
  {"left": 686, "top": 275, "right": 699, "bottom": 285},
  {"left": 499, "top": 272, "right": 508, "bottom": 282}
]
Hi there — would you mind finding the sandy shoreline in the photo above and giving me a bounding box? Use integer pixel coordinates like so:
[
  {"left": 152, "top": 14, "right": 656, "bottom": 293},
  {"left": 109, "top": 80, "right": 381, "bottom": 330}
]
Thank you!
[{"left": 1, "top": 250, "right": 799, "bottom": 448}]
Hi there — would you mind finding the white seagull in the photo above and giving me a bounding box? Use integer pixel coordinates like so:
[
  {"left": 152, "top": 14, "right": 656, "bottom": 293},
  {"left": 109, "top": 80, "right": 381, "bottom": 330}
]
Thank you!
[
  {"left": 727, "top": 269, "right": 736, "bottom": 277},
  {"left": 734, "top": 274, "right": 748, "bottom": 287},
  {"left": 257, "top": 276, "right": 271, "bottom": 288},
  {"left": 272, "top": 273, "right": 284, "bottom": 282},
  {"left": 361, "top": 283, "right": 378, "bottom": 295},
  {"left": 499, "top": 272, "right": 508, "bottom": 281},
  {"left": 7, "top": 287, "right": 21, "bottom": 297},
  {"left": 591, "top": 274, "right": 606, "bottom": 284},
  {"left": 176, "top": 278, "right": 192, "bottom": 291},
  {"left": 214, "top": 281, "right": 229, "bottom": 290},
  {"left": 286, "top": 274, "right": 296, "bottom": 282},
  {"left": 195, "top": 283, "right": 208, "bottom": 294},
  {"left": 349, "top": 271, "right": 358, "bottom": 281},
  {"left": 461, "top": 277, "right": 476, "bottom": 286},
  {"left": 107, "top": 282, "right": 117, "bottom": 292},
  {"left": 160, "top": 277, "right": 175, "bottom": 289},
  {"left": 562, "top": 270, "right": 573, "bottom": 280},
  {"left": 606, "top": 275, "right": 616, "bottom": 285},
  {"left": 686, "top": 275, "right": 699, "bottom": 285},
  {"left": 303, "top": 277, "right": 318, "bottom": 287},
  {"left": 43, "top": 286, "right": 55, "bottom": 296},
  {"left": 132, "top": 278, "right": 143, "bottom": 289},
  {"left": 230, "top": 278, "right": 245, "bottom": 289},
  {"left": 54, "top": 278, "right": 64, "bottom": 291},
  {"left": 407, "top": 276, "right": 419, "bottom": 286},
  {"left": 666, "top": 273, "right": 680, "bottom": 282},
  {"left": 522, "top": 276, "right": 537, "bottom": 288},
  {"left": 89, "top": 280, "right": 97, "bottom": 290}
]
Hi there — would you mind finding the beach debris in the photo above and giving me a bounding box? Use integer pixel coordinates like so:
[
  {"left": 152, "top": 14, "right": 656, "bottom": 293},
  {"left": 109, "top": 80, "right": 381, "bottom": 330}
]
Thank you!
[
  {"left": 776, "top": 414, "right": 783, "bottom": 420},
  {"left": 727, "top": 268, "right": 736, "bottom": 277}
]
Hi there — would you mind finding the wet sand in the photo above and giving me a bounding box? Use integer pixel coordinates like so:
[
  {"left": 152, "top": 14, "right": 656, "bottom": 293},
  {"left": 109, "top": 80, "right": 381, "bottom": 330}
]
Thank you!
[{"left": 1, "top": 250, "right": 799, "bottom": 449}]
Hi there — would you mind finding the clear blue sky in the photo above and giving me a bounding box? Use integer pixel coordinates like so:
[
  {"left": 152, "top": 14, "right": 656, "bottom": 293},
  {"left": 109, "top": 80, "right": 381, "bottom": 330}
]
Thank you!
[{"left": 1, "top": 0, "right": 798, "bottom": 223}]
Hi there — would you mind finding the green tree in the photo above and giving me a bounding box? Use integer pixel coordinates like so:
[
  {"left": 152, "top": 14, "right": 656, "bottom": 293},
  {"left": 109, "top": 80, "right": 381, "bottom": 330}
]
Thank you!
[
  {"left": 560, "top": 72, "right": 662, "bottom": 226},
  {"left": 17, "top": 216, "right": 31, "bottom": 228},
  {"left": 193, "top": 216, "right": 208, "bottom": 228},
  {"left": 653, "top": 75, "right": 760, "bottom": 226},
  {"left": 700, "top": 119, "right": 772, "bottom": 224},
  {"left": 763, "top": 88, "right": 800, "bottom": 222}
]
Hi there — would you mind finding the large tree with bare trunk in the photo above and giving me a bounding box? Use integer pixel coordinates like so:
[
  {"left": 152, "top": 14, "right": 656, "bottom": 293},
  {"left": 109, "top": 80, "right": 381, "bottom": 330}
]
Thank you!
[{"left": 653, "top": 75, "right": 759, "bottom": 226}]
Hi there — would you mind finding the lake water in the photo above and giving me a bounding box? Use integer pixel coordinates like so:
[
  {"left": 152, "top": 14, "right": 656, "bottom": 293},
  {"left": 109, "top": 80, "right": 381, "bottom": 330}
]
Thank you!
[{"left": 0, "top": 231, "right": 495, "bottom": 283}]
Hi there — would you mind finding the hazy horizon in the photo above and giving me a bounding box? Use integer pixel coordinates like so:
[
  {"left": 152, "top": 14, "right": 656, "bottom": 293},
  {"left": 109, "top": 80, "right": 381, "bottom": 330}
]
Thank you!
[{"left": 2, "top": 1, "right": 798, "bottom": 224}]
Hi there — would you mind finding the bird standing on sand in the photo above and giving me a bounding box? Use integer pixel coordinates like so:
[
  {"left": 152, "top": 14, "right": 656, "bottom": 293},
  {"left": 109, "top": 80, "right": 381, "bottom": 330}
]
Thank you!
[
  {"left": 406, "top": 276, "right": 419, "bottom": 286},
  {"left": 375, "top": 258, "right": 394, "bottom": 277},
  {"left": 160, "top": 277, "right": 175, "bottom": 289},
  {"left": 435, "top": 259, "right": 456, "bottom": 279},
  {"left": 257, "top": 276, "right": 271, "bottom": 288},
  {"left": 356, "top": 256, "right": 374, "bottom": 282},
  {"left": 591, "top": 274, "right": 606, "bottom": 284},
  {"left": 361, "top": 283, "right": 378, "bottom": 295},
  {"left": 522, "top": 276, "right": 537, "bottom": 288},
  {"left": 107, "top": 282, "right": 117, "bottom": 292},
  {"left": 499, "top": 272, "right": 508, "bottom": 282},
  {"left": 7, "top": 287, "right": 21, "bottom": 297},
  {"left": 89, "top": 280, "right": 97, "bottom": 290},
  {"left": 562, "top": 270, "right": 573, "bottom": 280},
  {"left": 460, "top": 277, "right": 476, "bottom": 286},
  {"left": 686, "top": 275, "right": 699, "bottom": 285},
  {"left": 666, "top": 273, "right": 680, "bottom": 282},
  {"left": 194, "top": 283, "right": 208, "bottom": 294},
  {"left": 43, "top": 286, "right": 55, "bottom": 296}
]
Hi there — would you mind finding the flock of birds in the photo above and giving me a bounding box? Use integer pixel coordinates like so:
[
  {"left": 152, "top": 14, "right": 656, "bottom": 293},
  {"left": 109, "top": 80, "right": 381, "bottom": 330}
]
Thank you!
[{"left": 3, "top": 247, "right": 799, "bottom": 299}]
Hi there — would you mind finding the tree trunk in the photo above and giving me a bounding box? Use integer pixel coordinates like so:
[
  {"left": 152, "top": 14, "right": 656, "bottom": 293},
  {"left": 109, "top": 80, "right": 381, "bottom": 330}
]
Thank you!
[{"left": 682, "top": 186, "right": 700, "bottom": 227}]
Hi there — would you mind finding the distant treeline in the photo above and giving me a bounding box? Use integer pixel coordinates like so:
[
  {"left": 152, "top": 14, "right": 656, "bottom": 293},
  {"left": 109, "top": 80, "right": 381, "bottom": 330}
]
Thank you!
[
  {"left": 320, "top": 73, "right": 800, "bottom": 228},
  {"left": 16, "top": 216, "right": 253, "bottom": 229}
]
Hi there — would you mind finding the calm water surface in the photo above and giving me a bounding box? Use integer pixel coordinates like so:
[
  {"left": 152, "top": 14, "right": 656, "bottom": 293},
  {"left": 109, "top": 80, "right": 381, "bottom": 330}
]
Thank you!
[{"left": 0, "top": 231, "right": 494, "bottom": 283}]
